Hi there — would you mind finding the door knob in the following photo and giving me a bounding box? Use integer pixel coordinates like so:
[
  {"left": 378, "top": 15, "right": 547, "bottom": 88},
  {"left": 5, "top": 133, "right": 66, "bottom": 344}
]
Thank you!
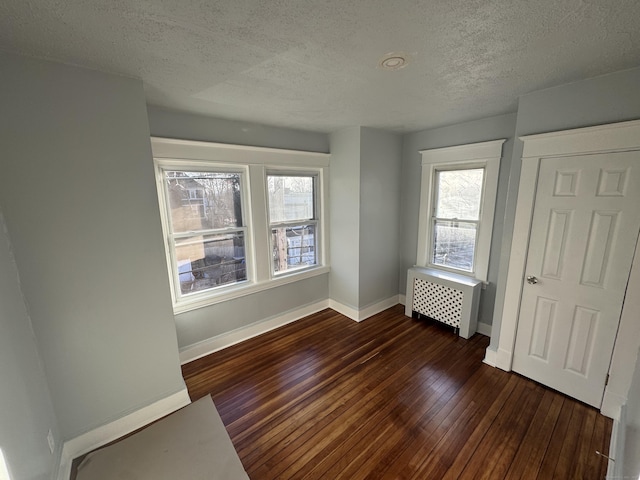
[{"left": 526, "top": 275, "right": 538, "bottom": 285}]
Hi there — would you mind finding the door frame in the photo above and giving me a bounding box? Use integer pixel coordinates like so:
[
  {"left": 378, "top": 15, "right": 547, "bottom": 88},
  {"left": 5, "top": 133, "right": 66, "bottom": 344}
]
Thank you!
[{"left": 494, "top": 119, "right": 640, "bottom": 417}]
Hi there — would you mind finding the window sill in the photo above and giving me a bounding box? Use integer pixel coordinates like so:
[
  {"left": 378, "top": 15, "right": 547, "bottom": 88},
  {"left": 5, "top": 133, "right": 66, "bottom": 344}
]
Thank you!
[
  {"left": 173, "top": 265, "right": 330, "bottom": 315},
  {"left": 420, "top": 264, "right": 490, "bottom": 288},
  {"left": 419, "top": 265, "right": 482, "bottom": 286}
]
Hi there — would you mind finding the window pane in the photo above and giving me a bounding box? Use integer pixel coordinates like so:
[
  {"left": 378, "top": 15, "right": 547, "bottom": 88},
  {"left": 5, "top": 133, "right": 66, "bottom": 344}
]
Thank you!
[
  {"left": 267, "top": 175, "right": 314, "bottom": 223},
  {"left": 435, "top": 169, "right": 484, "bottom": 220},
  {"left": 165, "top": 171, "right": 242, "bottom": 232},
  {"left": 175, "top": 232, "right": 246, "bottom": 294},
  {"left": 432, "top": 221, "right": 477, "bottom": 272},
  {"left": 271, "top": 224, "right": 316, "bottom": 273}
]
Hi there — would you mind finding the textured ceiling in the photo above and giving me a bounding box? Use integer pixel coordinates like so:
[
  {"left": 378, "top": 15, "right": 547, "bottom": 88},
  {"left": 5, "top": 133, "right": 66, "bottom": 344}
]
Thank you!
[{"left": 1, "top": 0, "right": 639, "bottom": 133}]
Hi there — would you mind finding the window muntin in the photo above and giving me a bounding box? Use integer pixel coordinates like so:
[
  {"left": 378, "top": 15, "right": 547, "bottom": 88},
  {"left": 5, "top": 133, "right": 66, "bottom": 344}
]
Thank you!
[
  {"left": 163, "top": 170, "right": 248, "bottom": 297},
  {"left": 431, "top": 168, "right": 485, "bottom": 273},
  {"left": 267, "top": 174, "right": 318, "bottom": 274}
]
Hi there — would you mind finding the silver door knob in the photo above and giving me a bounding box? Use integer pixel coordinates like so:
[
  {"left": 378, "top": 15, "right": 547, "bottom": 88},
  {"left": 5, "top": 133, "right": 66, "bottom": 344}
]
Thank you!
[{"left": 526, "top": 275, "right": 538, "bottom": 285}]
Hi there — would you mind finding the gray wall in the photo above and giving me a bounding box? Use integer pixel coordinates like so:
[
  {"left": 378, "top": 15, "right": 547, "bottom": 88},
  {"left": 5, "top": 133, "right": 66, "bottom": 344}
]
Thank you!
[
  {"left": 0, "top": 53, "right": 186, "bottom": 440},
  {"left": 147, "top": 107, "right": 331, "bottom": 350},
  {"left": 329, "top": 127, "right": 362, "bottom": 309},
  {"left": 175, "top": 275, "right": 328, "bottom": 348},
  {"left": 490, "top": 66, "right": 640, "bottom": 350},
  {"left": 147, "top": 105, "right": 329, "bottom": 153},
  {"left": 399, "top": 113, "right": 517, "bottom": 326},
  {"left": 359, "top": 128, "right": 402, "bottom": 308},
  {"left": 329, "top": 127, "right": 403, "bottom": 311},
  {"left": 0, "top": 212, "right": 61, "bottom": 480},
  {"left": 621, "top": 349, "right": 640, "bottom": 477}
]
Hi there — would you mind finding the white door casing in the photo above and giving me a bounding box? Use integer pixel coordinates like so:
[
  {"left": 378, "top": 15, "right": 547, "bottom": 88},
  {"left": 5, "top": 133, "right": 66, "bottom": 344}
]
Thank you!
[
  {"left": 512, "top": 152, "right": 640, "bottom": 407},
  {"left": 492, "top": 120, "right": 640, "bottom": 415}
]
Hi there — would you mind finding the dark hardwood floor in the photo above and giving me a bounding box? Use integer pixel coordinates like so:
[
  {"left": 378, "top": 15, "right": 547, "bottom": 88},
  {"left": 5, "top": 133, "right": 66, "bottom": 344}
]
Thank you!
[{"left": 182, "top": 305, "right": 613, "bottom": 479}]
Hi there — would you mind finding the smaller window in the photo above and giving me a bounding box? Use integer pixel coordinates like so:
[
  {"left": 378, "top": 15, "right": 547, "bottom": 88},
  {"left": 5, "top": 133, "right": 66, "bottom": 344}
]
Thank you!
[
  {"left": 431, "top": 168, "right": 485, "bottom": 273},
  {"left": 417, "top": 140, "right": 504, "bottom": 282},
  {"left": 267, "top": 174, "right": 318, "bottom": 275}
]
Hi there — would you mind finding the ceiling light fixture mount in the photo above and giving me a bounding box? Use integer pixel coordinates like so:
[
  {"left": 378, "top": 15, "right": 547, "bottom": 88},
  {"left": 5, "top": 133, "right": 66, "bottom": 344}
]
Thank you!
[{"left": 379, "top": 52, "right": 409, "bottom": 71}]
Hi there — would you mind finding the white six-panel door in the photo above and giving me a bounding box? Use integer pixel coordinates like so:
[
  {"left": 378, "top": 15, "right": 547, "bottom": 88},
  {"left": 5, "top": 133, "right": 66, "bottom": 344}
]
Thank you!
[{"left": 512, "top": 151, "right": 640, "bottom": 407}]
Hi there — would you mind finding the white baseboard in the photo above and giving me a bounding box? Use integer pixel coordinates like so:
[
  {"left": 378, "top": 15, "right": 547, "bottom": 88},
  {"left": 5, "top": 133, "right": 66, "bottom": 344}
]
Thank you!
[
  {"left": 601, "top": 389, "right": 625, "bottom": 421},
  {"left": 179, "top": 299, "right": 330, "bottom": 364},
  {"left": 398, "top": 294, "right": 406, "bottom": 306},
  {"left": 57, "top": 388, "right": 191, "bottom": 480},
  {"left": 358, "top": 295, "right": 400, "bottom": 321},
  {"left": 329, "top": 295, "right": 400, "bottom": 322},
  {"left": 476, "top": 322, "right": 492, "bottom": 337},
  {"left": 607, "top": 408, "right": 624, "bottom": 480},
  {"left": 483, "top": 347, "right": 498, "bottom": 367},
  {"left": 328, "top": 299, "right": 359, "bottom": 321},
  {"left": 495, "top": 348, "right": 513, "bottom": 371}
]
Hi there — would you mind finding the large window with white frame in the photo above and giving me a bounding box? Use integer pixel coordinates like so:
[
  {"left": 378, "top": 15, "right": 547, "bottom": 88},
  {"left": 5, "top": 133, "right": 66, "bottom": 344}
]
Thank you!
[
  {"left": 161, "top": 168, "right": 249, "bottom": 296},
  {"left": 416, "top": 140, "right": 505, "bottom": 282},
  {"left": 152, "top": 137, "right": 330, "bottom": 314}
]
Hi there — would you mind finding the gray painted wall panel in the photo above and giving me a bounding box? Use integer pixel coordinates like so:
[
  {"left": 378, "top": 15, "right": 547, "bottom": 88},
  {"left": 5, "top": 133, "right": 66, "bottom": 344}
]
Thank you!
[
  {"left": 359, "top": 128, "right": 402, "bottom": 307},
  {"left": 0, "top": 53, "right": 186, "bottom": 440},
  {"left": 400, "top": 113, "right": 517, "bottom": 326},
  {"left": 0, "top": 212, "right": 61, "bottom": 480},
  {"left": 328, "top": 128, "right": 362, "bottom": 309},
  {"left": 147, "top": 106, "right": 329, "bottom": 153},
  {"left": 175, "top": 275, "right": 328, "bottom": 349}
]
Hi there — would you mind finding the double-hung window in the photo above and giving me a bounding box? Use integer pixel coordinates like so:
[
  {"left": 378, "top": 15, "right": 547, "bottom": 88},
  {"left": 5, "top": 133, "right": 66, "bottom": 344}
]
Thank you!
[
  {"left": 431, "top": 167, "right": 484, "bottom": 272},
  {"left": 267, "top": 173, "right": 318, "bottom": 274},
  {"left": 417, "top": 140, "right": 504, "bottom": 282},
  {"left": 152, "top": 137, "right": 329, "bottom": 313},
  {"left": 162, "top": 169, "right": 248, "bottom": 296}
]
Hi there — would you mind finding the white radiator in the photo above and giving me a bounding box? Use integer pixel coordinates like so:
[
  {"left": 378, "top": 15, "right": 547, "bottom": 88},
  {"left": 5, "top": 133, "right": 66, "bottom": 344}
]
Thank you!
[{"left": 405, "top": 267, "right": 482, "bottom": 339}]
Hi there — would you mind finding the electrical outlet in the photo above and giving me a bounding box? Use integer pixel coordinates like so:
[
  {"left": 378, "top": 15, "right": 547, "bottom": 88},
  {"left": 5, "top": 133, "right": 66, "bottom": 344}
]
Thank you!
[{"left": 46, "top": 430, "right": 55, "bottom": 454}]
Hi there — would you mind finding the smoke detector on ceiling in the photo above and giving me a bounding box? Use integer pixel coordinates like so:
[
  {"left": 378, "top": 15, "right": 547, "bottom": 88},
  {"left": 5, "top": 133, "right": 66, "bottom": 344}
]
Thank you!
[{"left": 379, "top": 52, "right": 409, "bottom": 70}]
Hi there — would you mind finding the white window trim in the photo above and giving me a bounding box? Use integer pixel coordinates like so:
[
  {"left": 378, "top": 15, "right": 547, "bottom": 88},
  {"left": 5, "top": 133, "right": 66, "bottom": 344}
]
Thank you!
[
  {"left": 416, "top": 139, "right": 505, "bottom": 282},
  {"left": 151, "top": 137, "right": 330, "bottom": 314}
]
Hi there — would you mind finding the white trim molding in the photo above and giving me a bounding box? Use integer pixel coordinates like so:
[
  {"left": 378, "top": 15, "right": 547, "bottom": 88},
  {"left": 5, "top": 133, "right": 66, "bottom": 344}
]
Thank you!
[
  {"left": 419, "top": 139, "right": 507, "bottom": 163},
  {"left": 172, "top": 267, "right": 330, "bottom": 315},
  {"left": 483, "top": 347, "right": 498, "bottom": 367},
  {"left": 329, "top": 296, "right": 400, "bottom": 323},
  {"left": 150, "top": 136, "right": 330, "bottom": 166},
  {"left": 179, "top": 299, "right": 330, "bottom": 364},
  {"left": 495, "top": 120, "right": 640, "bottom": 390},
  {"left": 519, "top": 119, "right": 640, "bottom": 159},
  {"left": 416, "top": 139, "right": 505, "bottom": 283},
  {"left": 607, "top": 408, "right": 625, "bottom": 480},
  {"left": 57, "top": 389, "right": 191, "bottom": 480}
]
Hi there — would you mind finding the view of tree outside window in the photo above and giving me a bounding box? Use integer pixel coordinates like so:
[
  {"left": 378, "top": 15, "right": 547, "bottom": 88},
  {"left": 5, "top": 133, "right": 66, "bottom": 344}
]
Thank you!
[
  {"left": 432, "top": 168, "right": 484, "bottom": 272},
  {"left": 164, "top": 171, "right": 247, "bottom": 295},
  {"left": 267, "top": 175, "right": 317, "bottom": 273}
]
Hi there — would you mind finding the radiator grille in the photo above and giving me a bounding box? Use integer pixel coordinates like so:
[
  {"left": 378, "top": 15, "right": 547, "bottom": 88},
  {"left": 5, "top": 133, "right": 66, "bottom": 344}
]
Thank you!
[{"left": 412, "top": 278, "right": 464, "bottom": 328}]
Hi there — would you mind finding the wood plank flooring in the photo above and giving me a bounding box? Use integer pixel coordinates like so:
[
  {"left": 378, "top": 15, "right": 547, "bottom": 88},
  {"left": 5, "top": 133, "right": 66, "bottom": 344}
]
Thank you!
[{"left": 182, "top": 305, "right": 613, "bottom": 479}]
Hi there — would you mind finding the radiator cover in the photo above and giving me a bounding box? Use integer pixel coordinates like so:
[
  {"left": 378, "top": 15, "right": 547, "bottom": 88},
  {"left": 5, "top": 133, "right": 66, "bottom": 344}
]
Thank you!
[{"left": 405, "top": 267, "right": 482, "bottom": 339}]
